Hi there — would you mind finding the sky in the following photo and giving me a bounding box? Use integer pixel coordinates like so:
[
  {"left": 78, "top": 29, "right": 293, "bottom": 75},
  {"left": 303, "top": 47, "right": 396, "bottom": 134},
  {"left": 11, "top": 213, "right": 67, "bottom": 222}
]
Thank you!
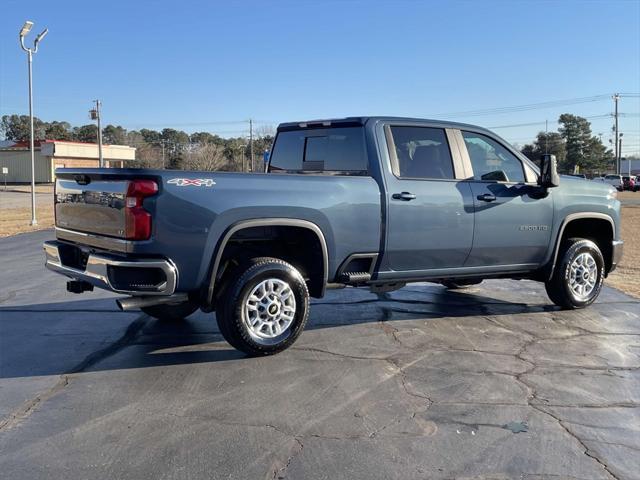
[{"left": 1, "top": 0, "right": 639, "bottom": 154}]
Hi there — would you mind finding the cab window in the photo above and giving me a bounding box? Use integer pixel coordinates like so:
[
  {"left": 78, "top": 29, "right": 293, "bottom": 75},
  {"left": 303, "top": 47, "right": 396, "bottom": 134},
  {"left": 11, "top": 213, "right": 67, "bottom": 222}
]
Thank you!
[
  {"left": 389, "top": 126, "right": 454, "bottom": 179},
  {"left": 462, "top": 131, "right": 525, "bottom": 183}
]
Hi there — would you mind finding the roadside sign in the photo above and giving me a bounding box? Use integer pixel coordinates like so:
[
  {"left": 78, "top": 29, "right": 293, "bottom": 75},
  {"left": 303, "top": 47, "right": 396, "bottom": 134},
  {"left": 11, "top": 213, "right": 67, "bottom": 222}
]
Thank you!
[{"left": 1, "top": 167, "right": 7, "bottom": 174}]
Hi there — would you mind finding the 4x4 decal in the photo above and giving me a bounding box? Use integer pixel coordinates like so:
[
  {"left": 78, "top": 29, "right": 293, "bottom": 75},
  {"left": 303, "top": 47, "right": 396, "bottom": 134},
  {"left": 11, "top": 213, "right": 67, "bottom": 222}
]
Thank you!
[{"left": 167, "top": 178, "right": 216, "bottom": 187}]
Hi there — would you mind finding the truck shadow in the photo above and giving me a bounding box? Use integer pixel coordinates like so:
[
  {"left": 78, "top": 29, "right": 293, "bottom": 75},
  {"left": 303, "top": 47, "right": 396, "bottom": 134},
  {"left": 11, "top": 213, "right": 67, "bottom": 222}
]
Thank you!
[{"left": 0, "top": 283, "right": 624, "bottom": 379}]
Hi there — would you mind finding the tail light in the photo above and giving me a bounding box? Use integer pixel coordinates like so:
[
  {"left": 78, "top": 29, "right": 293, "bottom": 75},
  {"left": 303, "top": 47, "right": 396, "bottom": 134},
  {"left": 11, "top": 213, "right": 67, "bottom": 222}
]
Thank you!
[{"left": 125, "top": 179, "right": 158, "bottom": 240}]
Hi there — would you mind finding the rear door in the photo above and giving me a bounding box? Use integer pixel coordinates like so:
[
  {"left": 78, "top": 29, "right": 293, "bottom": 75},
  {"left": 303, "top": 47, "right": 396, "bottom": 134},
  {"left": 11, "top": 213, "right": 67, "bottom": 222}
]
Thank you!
[
  {"left": 459, "top": 130, "right": 554, "bottom": 267},
  {"left": 379, "top": 124, "right": 474, "bottom": 274}
]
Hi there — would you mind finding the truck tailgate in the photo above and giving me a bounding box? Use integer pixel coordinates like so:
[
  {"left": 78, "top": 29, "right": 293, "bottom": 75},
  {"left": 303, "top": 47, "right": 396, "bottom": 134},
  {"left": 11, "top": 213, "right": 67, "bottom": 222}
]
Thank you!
[{"left": 55, "top": 172, "right": 157, "bottom": 239}]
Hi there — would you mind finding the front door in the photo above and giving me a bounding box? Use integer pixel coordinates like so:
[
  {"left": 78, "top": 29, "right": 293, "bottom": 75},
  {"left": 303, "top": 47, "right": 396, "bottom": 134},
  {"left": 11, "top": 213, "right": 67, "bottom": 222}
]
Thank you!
[
  {"left": 380, "top": 125, "right": 475, "bottom": 275},
  {"left": 460, "top": 130, "right": 554, "bottom": 267}
]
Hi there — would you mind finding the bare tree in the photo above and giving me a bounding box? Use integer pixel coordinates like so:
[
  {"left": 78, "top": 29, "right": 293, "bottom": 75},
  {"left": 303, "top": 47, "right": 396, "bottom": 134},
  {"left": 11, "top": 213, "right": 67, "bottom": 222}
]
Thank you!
[
  {"left": 255, "top": 124, "right": 275, "bottom": 139},
  {"left": 183, "top": 143, "right": 228, "bottom": 171},
  {"left": 131, "top": 143, "right": 165, "bottom": 169}
]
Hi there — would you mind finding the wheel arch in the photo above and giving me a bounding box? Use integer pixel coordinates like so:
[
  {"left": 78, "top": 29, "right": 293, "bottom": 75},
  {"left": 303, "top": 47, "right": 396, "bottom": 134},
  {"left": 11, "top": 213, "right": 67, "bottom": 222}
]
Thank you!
[
  {"left": 547, "top": 212, "right": 615, "bottom": 280},
  {"left": 202, "top": 218, "right": 329, "bottom": 310}
]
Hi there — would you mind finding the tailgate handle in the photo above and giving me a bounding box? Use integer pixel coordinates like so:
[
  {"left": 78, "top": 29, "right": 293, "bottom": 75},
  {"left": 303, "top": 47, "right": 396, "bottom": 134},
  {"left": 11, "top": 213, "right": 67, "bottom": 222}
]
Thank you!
[{"left": 74, "top": 174, "right": 91, "bottom": 185}]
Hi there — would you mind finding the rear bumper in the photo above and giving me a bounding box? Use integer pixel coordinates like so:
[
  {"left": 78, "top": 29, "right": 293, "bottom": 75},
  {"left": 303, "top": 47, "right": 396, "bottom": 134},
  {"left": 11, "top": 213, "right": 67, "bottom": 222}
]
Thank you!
[
  {"left": 43, "top": 240, "right": 177, "bottom": 295},
  {"left": 610, "top": 240, "right": 624, "bottom": 273}
]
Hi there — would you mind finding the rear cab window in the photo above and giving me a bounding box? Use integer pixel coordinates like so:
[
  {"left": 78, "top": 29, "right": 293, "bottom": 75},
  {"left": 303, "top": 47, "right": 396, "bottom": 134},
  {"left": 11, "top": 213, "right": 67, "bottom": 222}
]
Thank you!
[
  {"left": 268, "top": 127, "right": 368, "bottom": 175},
  {"left": 387, "top": 126, "right": 455, "bottom": 179}
]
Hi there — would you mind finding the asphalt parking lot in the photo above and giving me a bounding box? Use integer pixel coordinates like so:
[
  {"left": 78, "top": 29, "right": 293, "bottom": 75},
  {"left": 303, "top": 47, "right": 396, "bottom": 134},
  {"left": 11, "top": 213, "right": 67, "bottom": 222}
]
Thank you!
[{"left": 1, "top": 230, "right": 639, "bottom": 479}]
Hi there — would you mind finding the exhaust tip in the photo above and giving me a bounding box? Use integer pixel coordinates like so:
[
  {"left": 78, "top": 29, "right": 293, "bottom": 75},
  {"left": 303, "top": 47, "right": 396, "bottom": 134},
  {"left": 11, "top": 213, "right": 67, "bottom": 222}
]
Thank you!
[
  {"left": 116, "top": 297, "right": 140, "bottom": 311},
  {"left": 115, "top": 293, "right": 189, "bottom": 312}
]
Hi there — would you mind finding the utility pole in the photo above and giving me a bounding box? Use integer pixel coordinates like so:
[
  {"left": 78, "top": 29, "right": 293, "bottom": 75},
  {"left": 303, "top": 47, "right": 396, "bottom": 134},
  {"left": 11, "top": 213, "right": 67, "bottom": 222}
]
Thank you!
[
  {"left": 619, "top": 134, "right": 624, "bottom": 175},
  {"left": 160, "top": 140, "right": 166, "bottom": 168},
  {"left": 249, "top": 119, "right": 254, "bottom": 172},
  {"left": 19, "top": 20, "right": 48, "bottom": 227},
  {"left": 544, "top": 119, "right": 549, "bottom": 154},
  {"left": 90, "top": 100, "right": 104, "bottom": 167},
  {"left": 613, "top": 93, "right": 620, "bottom": 173}
]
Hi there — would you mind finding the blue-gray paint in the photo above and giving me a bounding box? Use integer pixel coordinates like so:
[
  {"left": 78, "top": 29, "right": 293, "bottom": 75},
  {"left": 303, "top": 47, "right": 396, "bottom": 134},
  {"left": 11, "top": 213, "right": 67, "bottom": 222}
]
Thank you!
[{"left": 51, "top": 117, "right": 622, "bottom": 297}]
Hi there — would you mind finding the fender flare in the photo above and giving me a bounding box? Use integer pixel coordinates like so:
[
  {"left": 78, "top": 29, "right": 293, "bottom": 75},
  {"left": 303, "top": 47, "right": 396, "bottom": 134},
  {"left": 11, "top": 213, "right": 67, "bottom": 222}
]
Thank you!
[
  {"left": 547, "top": 212, "right": 615, "bottom": 280},
  {"left": 202, "top": 218, "right": 329, "bottom": 309}
]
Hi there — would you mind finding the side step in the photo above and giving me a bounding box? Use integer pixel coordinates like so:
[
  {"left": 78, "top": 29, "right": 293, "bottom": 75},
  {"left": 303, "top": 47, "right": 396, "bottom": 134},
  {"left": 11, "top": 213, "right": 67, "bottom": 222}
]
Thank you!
[{"left": 339, "top": 271, "right": 371, "bottom": 284}]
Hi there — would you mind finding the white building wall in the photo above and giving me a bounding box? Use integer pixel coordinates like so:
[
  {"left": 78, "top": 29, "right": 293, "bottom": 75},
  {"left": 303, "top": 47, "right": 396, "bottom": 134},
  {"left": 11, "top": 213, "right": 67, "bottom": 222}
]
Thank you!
[
  {"left": 620, "top": 158, "right": 640, "bottom": 176},
  {"left": 0, "top": 150, "right": 52, "bottom": 183}
]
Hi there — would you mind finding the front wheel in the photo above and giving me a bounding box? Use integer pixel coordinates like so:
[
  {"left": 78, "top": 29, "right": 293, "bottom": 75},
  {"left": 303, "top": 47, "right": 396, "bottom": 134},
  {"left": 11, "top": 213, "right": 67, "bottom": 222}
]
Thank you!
[
  {"left": 216, "top": 257, "right": 309, "bottom": 356},
  {"left": 545, "top": 238, "right": 604, "bottom": 309}
]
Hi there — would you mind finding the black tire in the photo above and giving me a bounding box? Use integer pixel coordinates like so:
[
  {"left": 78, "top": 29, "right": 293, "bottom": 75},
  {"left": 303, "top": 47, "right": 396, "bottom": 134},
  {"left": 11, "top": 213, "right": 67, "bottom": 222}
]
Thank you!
[
  {"left": 216, "top": 257, "right": 309, "bottom": 356},
  {"left": 442, "top": 279, "right": 482, "bottom": 290},
  {"left": 545, "top": 238, "right": 605, "bottom": 309},
  {"left": 141, "top": 302, "right": 199, "bottom": 321}
]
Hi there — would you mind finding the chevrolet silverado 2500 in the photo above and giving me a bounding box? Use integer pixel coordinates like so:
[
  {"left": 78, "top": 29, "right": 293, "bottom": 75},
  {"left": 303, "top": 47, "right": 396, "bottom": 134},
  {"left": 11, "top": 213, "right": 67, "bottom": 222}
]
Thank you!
[{"left": 44, "top": 117, "right": 624, "bottom": 355}]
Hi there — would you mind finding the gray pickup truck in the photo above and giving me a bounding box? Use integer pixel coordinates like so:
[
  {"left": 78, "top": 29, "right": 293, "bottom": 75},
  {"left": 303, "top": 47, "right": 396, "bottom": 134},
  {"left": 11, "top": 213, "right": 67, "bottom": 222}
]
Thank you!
[{"left": 44, "top": 117, "right": 623, "bottom": 355}]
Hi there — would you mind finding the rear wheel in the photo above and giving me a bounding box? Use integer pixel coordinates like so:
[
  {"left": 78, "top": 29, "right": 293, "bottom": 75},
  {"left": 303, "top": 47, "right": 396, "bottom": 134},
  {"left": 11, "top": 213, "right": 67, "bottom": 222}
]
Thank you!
[
  {"left": 216, "top": 257, "right": 309, "bottom": 356},
  {"left": 545, "top": 238, "right": 604, "bottom": 309},
  {"left": 141, "top": 302, "right": 199, "bottom": 321}
]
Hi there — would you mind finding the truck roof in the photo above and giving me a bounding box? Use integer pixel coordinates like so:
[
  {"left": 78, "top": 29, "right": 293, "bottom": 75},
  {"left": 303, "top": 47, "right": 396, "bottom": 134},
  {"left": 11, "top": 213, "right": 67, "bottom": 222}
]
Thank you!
[{"left": 277, "top": 116, "right": 494, "bottom": 133}]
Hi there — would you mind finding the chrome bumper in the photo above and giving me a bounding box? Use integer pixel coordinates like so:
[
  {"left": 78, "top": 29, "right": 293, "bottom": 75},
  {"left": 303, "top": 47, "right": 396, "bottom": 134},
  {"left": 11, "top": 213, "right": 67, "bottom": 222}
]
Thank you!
[
  {"left": 43, "top": 240, "right": 177, "bottom": 295},
  {"left": 610, "top": 240, "right": 624, "bottom": 273}
]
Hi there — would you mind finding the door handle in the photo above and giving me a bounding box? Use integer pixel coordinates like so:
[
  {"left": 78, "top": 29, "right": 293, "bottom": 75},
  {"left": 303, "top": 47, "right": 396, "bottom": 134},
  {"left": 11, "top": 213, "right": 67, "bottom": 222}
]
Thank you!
[
  {"left": 392, "top": 192, "right": 417, "bottom": 201},
  {"left": 477, "top": 193, "right": 497, "bottom": 202}
]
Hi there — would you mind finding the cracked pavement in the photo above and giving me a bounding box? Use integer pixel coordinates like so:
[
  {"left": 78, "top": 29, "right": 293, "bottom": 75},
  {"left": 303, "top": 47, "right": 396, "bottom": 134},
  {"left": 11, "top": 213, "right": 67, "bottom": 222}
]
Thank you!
[{"left": 1, "top": 231, "right": 639, "bottom": 479}]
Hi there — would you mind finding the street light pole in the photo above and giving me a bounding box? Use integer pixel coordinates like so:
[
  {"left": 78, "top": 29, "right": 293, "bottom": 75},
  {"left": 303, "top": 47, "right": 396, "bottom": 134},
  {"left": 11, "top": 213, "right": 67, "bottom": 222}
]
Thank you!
[
  {"left": 26, "top": 48, "right": 36, "bottom": 224},
  {"left": 19, "top": 21, "right": 48, "bottom": 226}
]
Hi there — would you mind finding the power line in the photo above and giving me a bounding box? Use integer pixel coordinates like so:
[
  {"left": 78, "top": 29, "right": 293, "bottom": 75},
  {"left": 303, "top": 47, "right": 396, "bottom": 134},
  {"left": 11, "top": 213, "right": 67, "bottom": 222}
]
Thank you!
[
  {"left": 433, "top": 94, "right": 612, "bottom": 118},
  {"left": 488, "top": 121, "right": 548, "bottom": 129},
  {"left": 488, "top": 113, "right": 615, "bottom": 130},
  {"left": 122, "top": 119, "right": 277, "bottom": 128}
]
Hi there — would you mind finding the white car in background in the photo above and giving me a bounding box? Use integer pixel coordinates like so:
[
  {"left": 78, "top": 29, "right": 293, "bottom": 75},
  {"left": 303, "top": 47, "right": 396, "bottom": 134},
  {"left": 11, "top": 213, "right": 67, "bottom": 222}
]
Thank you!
[{"left": 593, "top": 174, "right": 623, "bottom": 191}]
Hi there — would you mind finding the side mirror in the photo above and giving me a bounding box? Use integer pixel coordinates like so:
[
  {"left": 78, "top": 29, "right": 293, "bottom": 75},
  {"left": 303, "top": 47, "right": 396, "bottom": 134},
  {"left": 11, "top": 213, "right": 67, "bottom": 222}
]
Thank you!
[{"left": 539, "top": 154, "right": 560, "bottom": 188}]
